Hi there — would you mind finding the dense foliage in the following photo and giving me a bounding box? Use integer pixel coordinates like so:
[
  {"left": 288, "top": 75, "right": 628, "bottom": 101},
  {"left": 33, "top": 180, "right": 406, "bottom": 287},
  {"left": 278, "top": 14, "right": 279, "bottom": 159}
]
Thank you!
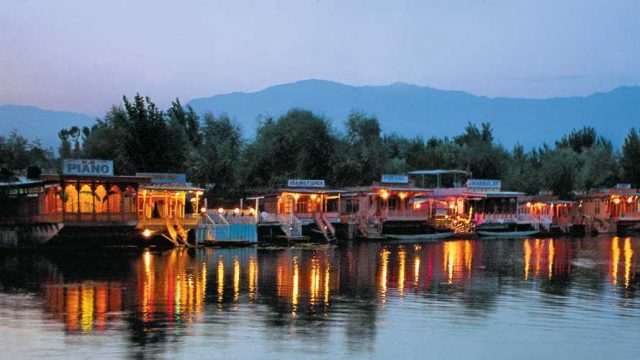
[{"left": 2, "top": 93, "right": 639, "bottom": 199}]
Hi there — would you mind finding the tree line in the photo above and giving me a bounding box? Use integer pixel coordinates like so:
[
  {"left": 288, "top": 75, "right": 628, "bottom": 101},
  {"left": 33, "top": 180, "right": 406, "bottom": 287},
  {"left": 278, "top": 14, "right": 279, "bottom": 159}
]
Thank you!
[{"left": 2, "top": 93, "right": 640, "bottom": 199}]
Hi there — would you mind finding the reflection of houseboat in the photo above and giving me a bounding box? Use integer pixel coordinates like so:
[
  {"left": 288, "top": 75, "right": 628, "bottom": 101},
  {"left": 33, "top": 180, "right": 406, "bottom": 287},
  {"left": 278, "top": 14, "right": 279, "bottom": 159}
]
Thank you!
[
  {"left": 578, "top": 184, "right": 640, "bottom": 235},
  {"left": 253, "top": 181, "right": 342, "bottom": 242},
  {"left": 12, "top": 160, "right": 204, "bottom": 247},
  {"left": 340, "top": 175, "right": 453, "bottom": 241}
]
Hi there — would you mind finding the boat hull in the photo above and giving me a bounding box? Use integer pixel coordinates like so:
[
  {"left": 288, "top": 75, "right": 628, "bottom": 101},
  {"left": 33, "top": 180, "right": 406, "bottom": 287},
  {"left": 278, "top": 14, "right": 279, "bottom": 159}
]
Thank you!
[
  {"left": 384, "top": 232, "right": 454, "bottom": 242},
  {"left": 477, "top": 230, "right": 539, "bottom": 238}
]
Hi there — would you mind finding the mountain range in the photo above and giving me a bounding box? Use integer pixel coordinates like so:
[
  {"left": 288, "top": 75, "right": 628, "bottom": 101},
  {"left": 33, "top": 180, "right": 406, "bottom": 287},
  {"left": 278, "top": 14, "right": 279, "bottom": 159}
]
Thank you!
[
  {"left": 2, "top": 80, "right": 639, "bottom": 149},
  {"left": 188, "top": 80, "right": 640, "bottom": 148},
  {"left": 0, "top": 105, "right": 95, "bottom": 149}
]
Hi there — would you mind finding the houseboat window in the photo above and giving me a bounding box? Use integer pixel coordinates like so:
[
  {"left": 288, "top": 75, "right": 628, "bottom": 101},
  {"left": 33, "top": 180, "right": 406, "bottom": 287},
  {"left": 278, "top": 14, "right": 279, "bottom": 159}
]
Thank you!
[
  {"left": 64, "top": 184, "right": 78, "bottom": 213},
  {"left": 388, "top": 196, "right": 399, "bottom": 211},
  {"left": 94, "top": 185, "right": 108, "bottom": 212},
  {"left": 346, "top": 199, "right": 359, "bottom": 213},
  {"left": 108, "top": 185, "right": 122, "bottom": 213},
  {"left": 296, "top": 198, "right": 308, "bottom": 213},
  {"left": 279, "top": 199, "right": 293, "bottom": 214},
  {"left": 327, "top": 198, "right": 338, "bottom": 212}
]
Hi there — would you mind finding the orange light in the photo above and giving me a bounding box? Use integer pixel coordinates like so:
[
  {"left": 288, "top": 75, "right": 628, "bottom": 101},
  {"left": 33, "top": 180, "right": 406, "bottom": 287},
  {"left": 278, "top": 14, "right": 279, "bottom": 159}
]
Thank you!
[
  {"left": 526, "top": 202, "right": 531, "bottom": 208},
  {"left": 449, "top": 203, "right": 455, "bottom": 210},
  {"left": 201, "top": 207, "right": 207, "bottom": 213},
  {"left": 233, "top": 208, "right": 240, "bottom": 215},
  {"left": 399, "top": 192, "right": 406, "bottom": 200},
  {"left": 380, "top": 190, "right": 389, "bottom": 200},
  {"left": 142, "top": 229, "right": 151, "bottom": 238},
  {"left": 627, "top": 197, "right": 633, "bottom": 203},
  {"left": 217, "top": 207, "right": 225, "bottom": 214},
  {"left": 613, "top": 198, "right": 621, "bottom": 205},
  {"left": 293, "top": 194, "right": 300, "bottom": 201},
  {"left": 415, "top": 202, "right": 422, "bottom": 209},
  {"left": 249, "top": 207, "right": 255, "bottom": 214},
  {"left": 310, "top": 194, "right": 317, "bottom": 200},
  {"left": 190, "top": 198, "right": 197, "bottom": 202}
]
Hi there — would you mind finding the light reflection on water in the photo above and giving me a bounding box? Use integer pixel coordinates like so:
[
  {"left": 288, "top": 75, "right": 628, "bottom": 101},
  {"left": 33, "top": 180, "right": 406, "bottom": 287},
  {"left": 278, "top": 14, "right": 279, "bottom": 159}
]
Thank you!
[{"left": 0, "top": 236, "right": 639, "bottom": 359}]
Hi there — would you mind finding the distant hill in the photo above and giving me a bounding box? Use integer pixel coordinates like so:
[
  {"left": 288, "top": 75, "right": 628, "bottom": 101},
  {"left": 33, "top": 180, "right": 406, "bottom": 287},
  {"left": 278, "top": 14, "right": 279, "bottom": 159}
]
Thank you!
[
  {"left": 0, "top": 105, "right": 95, "bottom": 149},
  {"left": 188, "top": 79, "right": 640, "bottom": 148}
]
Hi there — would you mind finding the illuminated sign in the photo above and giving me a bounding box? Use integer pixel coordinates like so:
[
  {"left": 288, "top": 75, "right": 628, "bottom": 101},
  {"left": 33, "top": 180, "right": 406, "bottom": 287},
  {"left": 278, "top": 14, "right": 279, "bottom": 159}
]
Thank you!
[
  {"left": 381, "top": 174, "right": 409, "bottom": 184},
  {"left": 63, "top": 159, "right": 113, "bottom": 176},
  {"left": 466, "top": 179, "right": 501, "bottom": 191},
  {"left": 287, "top": 179, "right": 325, "bottom": 188},
  {"left": 136, "top": 173, "right": 187, "bottom": 184},
  {"left": 615, "top": 183, "right": 632, "bottom": 190}
]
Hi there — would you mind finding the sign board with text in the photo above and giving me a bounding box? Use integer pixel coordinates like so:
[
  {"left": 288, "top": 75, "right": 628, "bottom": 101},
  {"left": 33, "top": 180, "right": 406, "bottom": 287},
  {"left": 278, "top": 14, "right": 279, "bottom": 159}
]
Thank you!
[
  {"left": 615, "top": 183, "right": 632, "bottom": 190},
  {"left": 63, "top": 159, "right": 113, "bottom": 176},
  {"left": 136, "top": 173, "right": 187, "bottom": 184},
  {"left": 287, "top": 179, "right": 325, "bottom": 188},
  {"left": 381, "top": 174, "right": 409, "bottom": 184},
  {"left": 465, "top": 179, "right": 502, "bottom": 191}
]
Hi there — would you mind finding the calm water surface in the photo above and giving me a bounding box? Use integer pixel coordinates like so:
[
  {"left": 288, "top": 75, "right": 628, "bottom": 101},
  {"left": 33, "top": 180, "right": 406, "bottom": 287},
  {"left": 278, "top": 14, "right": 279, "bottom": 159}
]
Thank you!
[{"left": 0, "top": 236, "right": 638, "bottom": 359}]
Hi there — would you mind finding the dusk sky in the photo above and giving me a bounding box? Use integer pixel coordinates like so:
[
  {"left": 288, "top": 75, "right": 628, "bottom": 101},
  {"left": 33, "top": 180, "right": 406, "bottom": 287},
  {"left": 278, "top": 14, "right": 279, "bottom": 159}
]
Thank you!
[{"left": 1, "top": 0, "right": 639, "bottom": 116}]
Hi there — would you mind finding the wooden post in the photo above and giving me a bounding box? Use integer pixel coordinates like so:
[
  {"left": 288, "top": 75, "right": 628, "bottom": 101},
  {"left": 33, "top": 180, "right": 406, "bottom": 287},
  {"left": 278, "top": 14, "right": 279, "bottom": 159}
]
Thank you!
[
  {"left": 106, "top": 182, "right": 111, "bottom": 222},
  {"left": 92, "top": 181, "right": 96, "bottom": 221},
  {"left": 120, "top": 186, "right": 125, "bottom": 223},
  {"left": 61, "top": 179, "right": 66, "bottom": 222},
  {"left": 76, "top": 180, "right": 81, "bottom": 222},
  {"left": 254, "top": 198, "right": 259, "bottom": 222}
]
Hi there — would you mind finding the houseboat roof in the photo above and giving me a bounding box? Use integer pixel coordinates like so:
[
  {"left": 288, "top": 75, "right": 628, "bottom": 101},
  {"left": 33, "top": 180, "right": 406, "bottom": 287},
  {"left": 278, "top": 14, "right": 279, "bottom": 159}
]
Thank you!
[
  {"left": 524, "top": 195, "right": 576, "bottom": 204},
  {"left": 430, "top": 187, "right": 524, "bottom": 199},
  {"left": 41, "top": 173, "right": 152, "bottom": 183},
  {"left": 0, "top": 176, "right": 55, "bottom": 189},
  {"left": 260, "top": 187, "right": 345, "bottom": 196},
  {"left": 141, "top": 184, "right": 204, "bottom": 192},
  {"left": 341, "top": 185, "right": 432, "bottom": 193},
  {"left": 408, "top": 169, "right": 471, "bottom": 176},
  {"left": 580, "top": 188, "right": 640, "bottom": 198}
]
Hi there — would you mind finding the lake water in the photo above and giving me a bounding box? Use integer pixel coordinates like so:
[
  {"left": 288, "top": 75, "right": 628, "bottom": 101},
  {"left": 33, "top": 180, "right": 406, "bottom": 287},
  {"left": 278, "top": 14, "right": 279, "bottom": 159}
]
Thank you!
[{"left": 0, "top": 236, "right": 638, "bottom": 359}]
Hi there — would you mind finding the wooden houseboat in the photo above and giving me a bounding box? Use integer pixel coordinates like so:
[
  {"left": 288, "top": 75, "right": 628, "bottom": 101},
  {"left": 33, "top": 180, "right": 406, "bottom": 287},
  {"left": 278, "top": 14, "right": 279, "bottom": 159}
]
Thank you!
[
  {"left": 578, "top": 184, "right": 640, "bottom": 235},
  {"left": 253, "top": 180, "right": 342, "bottom": 242},
  {"left": 429, "top": 178, "right": 538, "bottom": 237},
  {"left": 340, "top": 175, "right": 453, "bottom": 241},
  {"left": 0, "top": 174, "right": 63, "bottom": 247},
  {"left": 21, "top": 160, "right": 204, "bottom": 248},
  {"left": 520, "top": 195, "right": 577, "bottom": 235}
]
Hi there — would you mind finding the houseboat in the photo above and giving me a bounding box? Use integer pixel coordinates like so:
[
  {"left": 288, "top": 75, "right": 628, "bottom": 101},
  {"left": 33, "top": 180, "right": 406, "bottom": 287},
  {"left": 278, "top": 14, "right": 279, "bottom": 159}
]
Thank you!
[
  {"left": 0, "top": 173, "right": 62, "bottom": 247},
  {"left": 428, "top": 177, "right": 538, "bottom": 238},
  {"left": 578, "top": 184, "right": 640, "bottom": 235},
  {"left": 14, "top": 159, "right": 204, "bottom": 248},
  {"left": 520, "top": 195, "right": 577, "bottom": 235},
  {"left": 252, "top": 180, "right": 342, "bottom": 242},
  {"left": 340, "top": 175, "right": 453, "bottom": 241}
]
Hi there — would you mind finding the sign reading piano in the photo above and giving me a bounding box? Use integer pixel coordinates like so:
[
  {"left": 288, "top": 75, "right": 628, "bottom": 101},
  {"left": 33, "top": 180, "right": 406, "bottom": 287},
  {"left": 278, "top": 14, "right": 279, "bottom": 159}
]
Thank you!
[{"left": 63, "top": 159, "right": 114, "bottom": 176}]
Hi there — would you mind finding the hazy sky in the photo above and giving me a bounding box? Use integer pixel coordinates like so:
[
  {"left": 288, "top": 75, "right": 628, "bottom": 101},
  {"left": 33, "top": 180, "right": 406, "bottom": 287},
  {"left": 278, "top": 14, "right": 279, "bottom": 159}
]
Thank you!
[{"left": 1, "top": 0, "right": 639, "bottom": 115}]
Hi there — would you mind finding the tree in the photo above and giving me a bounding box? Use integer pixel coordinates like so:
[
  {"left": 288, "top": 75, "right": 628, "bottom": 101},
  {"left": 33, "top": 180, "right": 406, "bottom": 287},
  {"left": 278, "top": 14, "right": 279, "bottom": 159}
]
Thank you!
[
  {"left": 622, "top": 128, "right": 640, "bottom": 188},
  {"left": 58, "top": 129, "right": 72, "bottom": 159},
  {"left": 539, "top": 148, "right": 580, "bottom": 197},
  {"left": 340, "top": 112, "right": 388, "bottom": 185},
  {"left": 190, "top": 113, "right": 243, "bottom": 192},
  {"left": 243, "top": 109, "right": 336, "bottom": 187}
]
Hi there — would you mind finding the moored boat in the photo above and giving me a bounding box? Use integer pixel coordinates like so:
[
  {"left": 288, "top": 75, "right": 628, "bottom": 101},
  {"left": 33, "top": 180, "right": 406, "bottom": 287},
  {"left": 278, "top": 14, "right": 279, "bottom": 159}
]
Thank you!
[{"left": 384, "top": 231, "right": 454, "bottom": 242}]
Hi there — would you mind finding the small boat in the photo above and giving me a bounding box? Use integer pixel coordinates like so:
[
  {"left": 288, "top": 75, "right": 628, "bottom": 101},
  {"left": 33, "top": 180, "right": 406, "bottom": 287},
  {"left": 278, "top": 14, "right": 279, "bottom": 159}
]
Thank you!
[
  {"left": 477, "top": 230, "right": 539, "bottom": 238},
  {"left": 476, "top": 221, "right": 538, "bottom": 238},
  {"left": 384, "top": 231, "right": 454, "bottom": 242}
]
